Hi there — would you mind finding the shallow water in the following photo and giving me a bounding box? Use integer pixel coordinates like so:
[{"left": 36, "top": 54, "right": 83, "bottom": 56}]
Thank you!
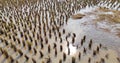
[{"left": 64, "top": 7, "right": 120, "bottom": 57}]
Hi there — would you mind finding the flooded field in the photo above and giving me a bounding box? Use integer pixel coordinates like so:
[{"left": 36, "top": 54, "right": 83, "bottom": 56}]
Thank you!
[
  {"left": 0, "top": 0, "right": 120, "bottom": 63},
  {"left": 66, "top": 6, "right": 120, "bottom": 57}
]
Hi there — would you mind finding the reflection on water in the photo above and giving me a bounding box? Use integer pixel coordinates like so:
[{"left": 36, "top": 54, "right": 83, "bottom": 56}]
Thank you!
[
  {"left": 65, "top": 44, "right": 76, "bottom": 56},
  {"left": 65, "top": 6, "right": 120, "bottom": 57}
]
